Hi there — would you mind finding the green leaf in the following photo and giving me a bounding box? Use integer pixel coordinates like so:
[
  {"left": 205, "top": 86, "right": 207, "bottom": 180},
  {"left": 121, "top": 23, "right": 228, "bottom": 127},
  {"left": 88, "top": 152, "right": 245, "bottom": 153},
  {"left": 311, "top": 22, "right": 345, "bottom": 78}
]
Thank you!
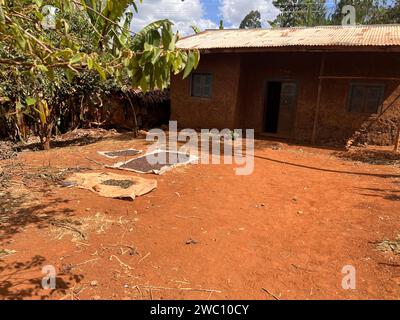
[
  {"left": 0, "top": 5, "right": 5, "bottom": 25},
  {"left": 87, "top": 57, "right": 94, "bottom": 70},
  {"left": 193, "top": 49, "right": 200, "bottom": 69},
  {"left": 151, "top": 48, "right": 162, "bottom": 65},
  {"left": 132, "top": 19, "right": 171, "bottom": 50},
  {"left": 54, "top": 48, "right": 73, "bottom": 59},
  {"left": 140, "top": 75, "right": 148, "bottom": 92},
  {"left": 93, "top": 62, "right": 106, "bottom": 80},
  {"left": 182, "top": 52, "right": 195, "bottom": 79},
  {"left": 63, "top": 20, "right": 70, "bottom": 34},
  {"left": 69, "top": 54, "right": 82, "bottom": 65},
  {"left": 25, "top": 97, "right": 37, "bottom": 106},
  {"left": 161, "top": 27, "right": 173, "bottom": 49},
  {"left": 33, "top": 0, "right": 43, "bottom": 7},
  {"left": 37, "top": 64, "right": 49, "bottom": 73},
  {"left": 65, "top": 68, "right": 76, "bottom": 82},
  {"left": 16, "top": 101, "right": 24, "bottom": 111}
]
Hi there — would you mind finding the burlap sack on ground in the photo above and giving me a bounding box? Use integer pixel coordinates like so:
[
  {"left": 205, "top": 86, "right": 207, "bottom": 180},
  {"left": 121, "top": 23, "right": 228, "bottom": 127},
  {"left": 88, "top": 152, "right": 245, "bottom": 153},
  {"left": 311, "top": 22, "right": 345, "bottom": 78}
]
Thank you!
[{"left": 66, "top": 172, "right": 157, "bottom": 200}]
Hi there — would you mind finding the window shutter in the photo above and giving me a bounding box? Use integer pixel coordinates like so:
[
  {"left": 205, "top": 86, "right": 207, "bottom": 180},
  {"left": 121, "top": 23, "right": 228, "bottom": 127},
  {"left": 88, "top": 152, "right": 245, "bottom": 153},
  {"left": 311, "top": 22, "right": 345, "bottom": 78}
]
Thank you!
[
  {"left": 364, "top": 87, "right": 383, "bottom": 113},
  {"left": 349, "top": 85, "right": 365, "bottom": 113},
  {"left": 192, "top": 75, "right": 202, "bottom": 97},
  {"left": 191, "top": 73, "right": 212, "bottom": 98}
]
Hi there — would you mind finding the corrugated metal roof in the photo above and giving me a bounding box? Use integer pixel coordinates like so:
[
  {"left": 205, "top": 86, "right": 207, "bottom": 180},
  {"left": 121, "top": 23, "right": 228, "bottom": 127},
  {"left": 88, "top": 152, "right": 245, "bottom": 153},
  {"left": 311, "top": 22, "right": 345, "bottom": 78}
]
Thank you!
[{"left": 176, "top": 25, "right": 400, "bottom": 50}]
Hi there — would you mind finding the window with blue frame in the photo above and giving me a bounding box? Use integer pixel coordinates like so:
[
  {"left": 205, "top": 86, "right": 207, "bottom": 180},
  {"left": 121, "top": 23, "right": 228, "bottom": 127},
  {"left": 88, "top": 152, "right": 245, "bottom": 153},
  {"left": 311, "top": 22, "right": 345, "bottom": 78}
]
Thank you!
[
  {"left": 191, "top": 73, "right": 212, "bottom": 98},
  {"left": 348, "top": 83, "right": 385, "bottom": 114}
]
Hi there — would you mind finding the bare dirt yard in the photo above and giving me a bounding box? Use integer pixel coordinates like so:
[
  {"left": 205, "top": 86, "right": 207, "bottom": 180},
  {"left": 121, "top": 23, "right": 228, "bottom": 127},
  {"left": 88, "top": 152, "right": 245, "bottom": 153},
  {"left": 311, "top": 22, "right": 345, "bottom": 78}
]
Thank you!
[{"left": 1, "top": 130, "right": 400, "bottom": 300}]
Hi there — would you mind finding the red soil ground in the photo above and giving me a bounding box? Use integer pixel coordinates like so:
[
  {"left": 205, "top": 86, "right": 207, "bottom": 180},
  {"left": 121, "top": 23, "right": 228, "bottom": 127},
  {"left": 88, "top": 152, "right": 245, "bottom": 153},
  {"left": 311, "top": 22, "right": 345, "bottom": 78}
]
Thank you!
[{"left": 1, "top": 133, "right": 400, "bottom": 300}]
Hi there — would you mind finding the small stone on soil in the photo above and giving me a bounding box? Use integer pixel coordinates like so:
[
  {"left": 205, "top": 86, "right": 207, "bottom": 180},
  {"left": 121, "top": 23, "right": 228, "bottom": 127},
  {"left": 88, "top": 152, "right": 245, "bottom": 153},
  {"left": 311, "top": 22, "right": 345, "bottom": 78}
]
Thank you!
[
  {"left": 186, "top": 239, "right": 198, "bottom": 245},
  {"left": 90, "top": 280, "right": 98, "bottom": 287}
]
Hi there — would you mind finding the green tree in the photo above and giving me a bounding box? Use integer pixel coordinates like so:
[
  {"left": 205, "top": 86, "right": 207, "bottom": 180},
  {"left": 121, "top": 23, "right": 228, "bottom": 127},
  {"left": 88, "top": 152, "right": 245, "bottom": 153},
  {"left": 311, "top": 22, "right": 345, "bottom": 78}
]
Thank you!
[
  {"left": 387, "top": 0, "right": 400, "bottom": 23},
  {"left": 239, "top": 10, "right": 262, "bottom": 29},
  {"left": 0, "top": 0, "right": 200, "bottom": 149},
  {"left": 270, "top": 0, "right": 327, "bottom": 27},
  {"left": 329, "top": 0, "right": 393, "bottom": 25}
]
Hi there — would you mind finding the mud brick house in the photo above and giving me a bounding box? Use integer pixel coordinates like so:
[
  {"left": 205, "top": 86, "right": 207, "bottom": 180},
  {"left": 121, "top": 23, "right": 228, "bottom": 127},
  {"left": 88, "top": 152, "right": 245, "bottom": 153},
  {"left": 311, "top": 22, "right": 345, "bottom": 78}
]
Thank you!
[{"left": 171, "top": 25, "right": 400, "bottom": 145}]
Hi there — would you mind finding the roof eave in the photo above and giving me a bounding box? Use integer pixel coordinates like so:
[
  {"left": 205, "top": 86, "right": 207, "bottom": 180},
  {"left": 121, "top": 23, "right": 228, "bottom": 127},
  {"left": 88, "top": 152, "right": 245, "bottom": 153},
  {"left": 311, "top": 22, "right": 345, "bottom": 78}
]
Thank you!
[{"left": 177, "top": 46, "right": 400, "bottom": 53}]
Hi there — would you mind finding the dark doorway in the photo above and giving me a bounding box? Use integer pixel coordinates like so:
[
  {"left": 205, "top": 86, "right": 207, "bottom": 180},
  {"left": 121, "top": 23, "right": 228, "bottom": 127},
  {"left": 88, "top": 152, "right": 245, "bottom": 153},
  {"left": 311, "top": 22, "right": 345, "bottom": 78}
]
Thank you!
[
  {"left": 264, "top": 82, "right": 282, "bottom": 134},
  {"left": 264, "top": 81, "right": 297, "bottom": 137}
]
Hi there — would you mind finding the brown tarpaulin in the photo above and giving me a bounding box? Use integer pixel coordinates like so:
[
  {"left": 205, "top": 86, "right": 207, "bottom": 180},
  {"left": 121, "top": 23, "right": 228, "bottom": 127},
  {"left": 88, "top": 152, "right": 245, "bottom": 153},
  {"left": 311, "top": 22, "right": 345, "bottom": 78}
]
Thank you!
[{"left": 66, "top": 172, "right": 157, "bottom": 200}]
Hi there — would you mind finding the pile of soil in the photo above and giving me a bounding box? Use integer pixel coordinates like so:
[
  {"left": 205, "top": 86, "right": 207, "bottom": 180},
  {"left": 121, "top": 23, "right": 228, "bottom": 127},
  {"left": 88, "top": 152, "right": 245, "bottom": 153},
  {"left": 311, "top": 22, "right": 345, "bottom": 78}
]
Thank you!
[
  {"left": 101, "top": 179, "right": 135, "bottom": 189},
  {"left": 335, "top": 147, "right": 400, "bottom": 166},
  {"left": 0, "top": 141, "right": 17, "bottom": 160},
  {"left": 55, "top": 128, "right": 118, "bottom": 143},
  {"left": 0, "top": 165, "right": 11, "bottom": 188},
  {"left": 346, "top": 114, "right": 400, "bottom": 148},
  {"left": 103, "top": 149, "right": 141, "bottom": 158},
  {"left": 376, "top": 237, "right": 400, "bottom": 255}
]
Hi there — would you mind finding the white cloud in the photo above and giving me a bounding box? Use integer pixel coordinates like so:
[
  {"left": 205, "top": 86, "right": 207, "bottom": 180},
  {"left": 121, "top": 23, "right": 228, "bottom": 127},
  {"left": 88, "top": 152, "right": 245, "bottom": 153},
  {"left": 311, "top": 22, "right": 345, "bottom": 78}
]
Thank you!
[
  {"left": 219, "top": 0, "right": 280, "bottom": 28},
  {"left": 130, "top": 0, "right": 217, "bottom": 36}
]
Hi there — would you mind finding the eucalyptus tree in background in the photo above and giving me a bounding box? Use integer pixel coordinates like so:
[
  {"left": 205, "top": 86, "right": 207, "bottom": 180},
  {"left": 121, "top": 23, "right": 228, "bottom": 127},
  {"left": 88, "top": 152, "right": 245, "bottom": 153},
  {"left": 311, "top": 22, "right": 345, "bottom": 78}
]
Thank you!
[
  {"left": 239, "top": 10, "right": 262, "bottom": 29},
  {"left": 329, "top": 0, "right": 395, "bottom": 25},
  {"left": 0, "top": 0, "right": 200, "bottom": 149},
  {"left": 387, "top": 0, "right": 400, "bottom": 23}
]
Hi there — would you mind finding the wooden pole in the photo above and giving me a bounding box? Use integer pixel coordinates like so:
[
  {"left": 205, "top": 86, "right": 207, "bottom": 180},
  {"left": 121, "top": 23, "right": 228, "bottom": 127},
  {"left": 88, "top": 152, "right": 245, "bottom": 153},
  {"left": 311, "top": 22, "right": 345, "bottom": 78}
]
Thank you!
[
  {"left": 311, "top": 54, "right": 326, "bottom": 145},
  {"left": 395, "top": 125, "right": 400, "bottom": 153}
]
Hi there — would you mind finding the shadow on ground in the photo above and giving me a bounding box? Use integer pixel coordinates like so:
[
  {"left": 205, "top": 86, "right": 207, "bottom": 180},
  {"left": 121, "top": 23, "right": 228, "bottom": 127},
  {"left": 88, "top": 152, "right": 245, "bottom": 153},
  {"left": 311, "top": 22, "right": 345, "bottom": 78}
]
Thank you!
[
  {"left": 0, "top": 188, "right": 74, "bottom": 241},
  {"left": 358, "top": 187, "right": 400, "bottom": 202},
  {"left": 0, "top": 255, "right": 83, "bottom": 300}
]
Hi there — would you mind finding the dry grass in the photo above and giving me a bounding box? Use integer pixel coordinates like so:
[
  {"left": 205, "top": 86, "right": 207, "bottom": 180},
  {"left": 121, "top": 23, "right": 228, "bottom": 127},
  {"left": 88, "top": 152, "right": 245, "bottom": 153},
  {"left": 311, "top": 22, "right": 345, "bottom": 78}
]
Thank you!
[
  {"left": 376, "top": 236, "right": 400, "bottom": 255},
  {"left": 49, "top": 212, "right": 129, "bottom": 242}
]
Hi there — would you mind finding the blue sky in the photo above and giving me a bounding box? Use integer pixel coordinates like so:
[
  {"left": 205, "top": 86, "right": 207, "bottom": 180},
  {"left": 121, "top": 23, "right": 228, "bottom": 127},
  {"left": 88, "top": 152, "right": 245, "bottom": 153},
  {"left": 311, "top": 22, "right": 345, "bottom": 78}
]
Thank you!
[
  {"left": 202, "top": 0, "right": 221, "bottom": 23},
  {"left": 130, "top": 0, "right": 395, "bottom": 35},
  {"left": 130, "top": 0, "right": 280, "bottom": 35}
]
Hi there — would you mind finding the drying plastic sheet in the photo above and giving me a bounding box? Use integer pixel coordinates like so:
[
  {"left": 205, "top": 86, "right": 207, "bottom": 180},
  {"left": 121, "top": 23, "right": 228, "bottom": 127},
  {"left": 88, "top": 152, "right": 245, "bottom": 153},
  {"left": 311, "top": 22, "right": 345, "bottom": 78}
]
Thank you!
[{"left": 108, "top": 150, "right": 198, "bottom": 175}]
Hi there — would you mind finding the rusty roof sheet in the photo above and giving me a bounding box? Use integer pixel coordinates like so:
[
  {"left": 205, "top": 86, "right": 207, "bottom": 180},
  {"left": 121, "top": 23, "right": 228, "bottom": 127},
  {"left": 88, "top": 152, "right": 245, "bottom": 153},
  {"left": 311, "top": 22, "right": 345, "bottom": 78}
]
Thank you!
[{"left": 176, "top": 25, "right": 400, "bottom": 50}]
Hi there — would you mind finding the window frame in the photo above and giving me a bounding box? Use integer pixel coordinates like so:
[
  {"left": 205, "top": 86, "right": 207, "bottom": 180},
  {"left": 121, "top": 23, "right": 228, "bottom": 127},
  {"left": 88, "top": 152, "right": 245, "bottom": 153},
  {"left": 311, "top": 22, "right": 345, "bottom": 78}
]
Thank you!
[
  {"left": 347, "top": 82, "right": 385, "bottom": 114},
  {"left": 190, "top": 73, "right": 213, "bottom": 99}
]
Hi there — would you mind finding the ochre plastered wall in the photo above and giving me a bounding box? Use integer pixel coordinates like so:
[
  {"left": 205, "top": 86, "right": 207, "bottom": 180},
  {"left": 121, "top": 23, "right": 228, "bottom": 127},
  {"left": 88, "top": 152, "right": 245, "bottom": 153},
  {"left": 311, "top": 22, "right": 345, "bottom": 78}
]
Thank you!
[
  {"left": 171, "top": 54, "right": 241, "bottom": 130},
  {"left": 171, "top": 51, "right": 400, "bottom": 145}
]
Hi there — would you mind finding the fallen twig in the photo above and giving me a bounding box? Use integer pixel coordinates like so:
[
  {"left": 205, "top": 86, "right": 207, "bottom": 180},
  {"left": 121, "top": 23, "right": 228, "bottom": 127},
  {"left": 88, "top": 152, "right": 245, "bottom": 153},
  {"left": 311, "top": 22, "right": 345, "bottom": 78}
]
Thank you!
[
  {"left": 262, "top": 288, "right": 280, "bottom": 300},
  {"left": 50, "top": 221, "right": 87, "bottom": 240},
  {"left": 72, "top": 258, "right": 100, "bottom": 268},
  {"left": 138, "top": 252, "right": 151, "bottom": 264},
  {"left": 137, "top": 285, "right": 222, "bottom": 294},
  {"left": 110, "top": 254, "right": 134, "bottom": 270},
  {"left": 85, "top": 157, "right": 105, "bottom": 167},
  {"left": 291, "top": 264, "right": 316, "bottom": 273},
  {"left": 175, "top": 215, "right": 202, "bottom": 220},
  {"left": 104, "top": 244, "right": 137, "bottom": 256}
]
